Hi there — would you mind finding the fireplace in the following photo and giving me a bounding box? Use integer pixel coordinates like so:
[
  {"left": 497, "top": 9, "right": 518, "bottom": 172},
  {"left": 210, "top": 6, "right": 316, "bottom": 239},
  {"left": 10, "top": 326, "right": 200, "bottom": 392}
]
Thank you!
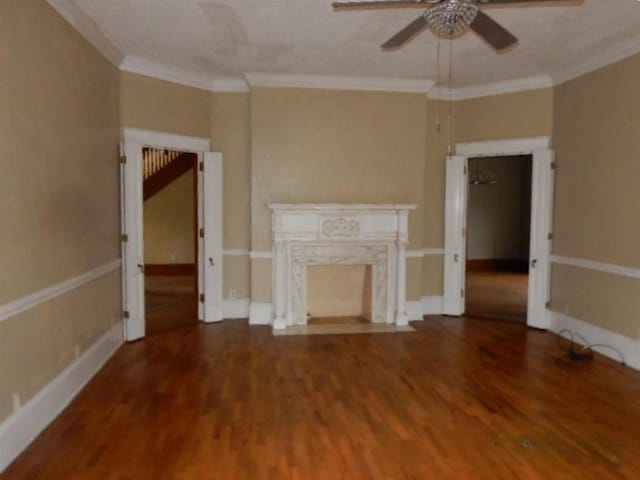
[{"left": 269, "top": 203, "right": 416, "bottom": 330}]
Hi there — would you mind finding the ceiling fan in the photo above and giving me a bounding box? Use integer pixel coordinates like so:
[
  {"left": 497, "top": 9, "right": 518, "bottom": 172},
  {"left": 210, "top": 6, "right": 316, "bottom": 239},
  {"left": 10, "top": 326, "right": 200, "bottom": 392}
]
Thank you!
[{"left": 332, "top": 0, "right": 579, "bottom": 52}]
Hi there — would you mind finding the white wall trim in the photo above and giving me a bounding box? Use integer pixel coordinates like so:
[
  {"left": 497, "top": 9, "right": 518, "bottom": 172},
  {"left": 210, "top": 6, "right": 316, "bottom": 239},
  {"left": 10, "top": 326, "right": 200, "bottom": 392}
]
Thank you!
[
  {"left": 245, "top": 73, "right": 435, "bottom": 93},
  {"left": 551, "top": 255, "right": 640, "bottom": 280},
  {"left": 550, "top": 311, "right": 640, "bottom": 371},
  {"left": 456, "top": 137, "right": 551, "bottom": 157},
  {"left": 223, "top": 249, "right": 250, "bottom": 256},
  {"left": 422, "top": 295, "right": 444, "bottom": 315},
  {"left": 46, "top": 0, "right": 124, "bottom": 66},
  {"left": 406, "top": 301, "right": 423, "bottom": 321},
  {"left": 406, "top": 248, "right": 446, "bottom": 258},
  {"left": 0, "top": 259, "right": 121, "bottom": 325},
  {"left": 428, "top": 75, "right": 553, "bottom": 101},
  {"left": 246, "top": 297, "right": 443, "bottom": 326},
  {"left": 223, "top": 298, "right": 250, "bottom": 319},
  {"left": 120, "top": 55, "right": 250, "bottom": 93},
  {"left": 250, "top": 251, "right": 273, "bottom": 260},
  {"left": 122, "top": 127, "right": 211, "bottom": 153},
  {"left": 249, "top": 302, "right": 272, "bottom": 325},
  {"left": 0, "top": 322, "right": 123, "bottom": 473}
]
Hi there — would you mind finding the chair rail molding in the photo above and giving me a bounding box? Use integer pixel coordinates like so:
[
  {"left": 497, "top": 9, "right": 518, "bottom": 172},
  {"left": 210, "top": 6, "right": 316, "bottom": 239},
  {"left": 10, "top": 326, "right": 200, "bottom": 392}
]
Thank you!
[{"left": 0, "top": 259, "right": 121, "bottom": 324}]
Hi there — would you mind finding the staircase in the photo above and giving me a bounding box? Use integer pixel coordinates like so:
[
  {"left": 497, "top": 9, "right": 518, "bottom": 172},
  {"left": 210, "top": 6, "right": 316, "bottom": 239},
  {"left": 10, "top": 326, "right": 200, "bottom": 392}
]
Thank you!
[{"left": 143, "top": 148, "right": 196, "bottom": 201}]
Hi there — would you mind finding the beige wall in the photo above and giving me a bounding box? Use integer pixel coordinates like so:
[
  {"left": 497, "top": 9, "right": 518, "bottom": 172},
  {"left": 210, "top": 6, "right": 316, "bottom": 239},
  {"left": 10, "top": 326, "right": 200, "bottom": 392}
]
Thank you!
[
  {"left": 250, "top": 87, "right": 427, "bottom": 303},
  {"left": 307, "top": 265, "right": 371, "bottom": 318},
  {"left": 551, "top": 53, "right": 640, "bottom": 339},
  {"left": 454, "top": 88, "right": 554, "bottom": 142},
  {"left": 144, "top": 170, "right": 195, "bottom": 264},
  {"left": 0, "top": 0, "right": 120, "bottom": 423},
  {"left": 211, "top": 92, "right": 252, "bottom": 298},
  {"left": 120, "top": 72, "right": 211, "bottom": 138},
  {"left": 467, "top": 156, "right": 532, "bottom": 260}
]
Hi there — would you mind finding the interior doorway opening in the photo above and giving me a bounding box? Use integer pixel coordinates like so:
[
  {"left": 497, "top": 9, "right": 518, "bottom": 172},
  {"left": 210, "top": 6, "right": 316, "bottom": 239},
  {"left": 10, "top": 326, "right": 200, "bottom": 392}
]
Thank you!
[
  {"left": 142, "top": 148, "right": 199, "bottom": 336},
  {"left": 465, "top": 155, "right": 532, "bottom": 323}
]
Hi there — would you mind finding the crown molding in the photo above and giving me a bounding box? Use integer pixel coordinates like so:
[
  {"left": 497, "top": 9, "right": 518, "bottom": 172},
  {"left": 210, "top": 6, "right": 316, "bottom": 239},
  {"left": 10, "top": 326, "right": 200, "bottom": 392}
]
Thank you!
[
  {"left": 245, "top": 73, "right": 436, "bottom": 93},
  {"left": 550, "top": 31, "right": 640, "bottom": 86},
  {"left": 120, "top": 56, "right": 250, "bottom": 93},
  {"left": 46, "top": 0, "right": 640, "bottom": 98},
  {"left": 46, "top": 0, "right": 124, "bottom": 66},
  {"left": 427, "top": 74, "right": 553, "bottom": 101}
]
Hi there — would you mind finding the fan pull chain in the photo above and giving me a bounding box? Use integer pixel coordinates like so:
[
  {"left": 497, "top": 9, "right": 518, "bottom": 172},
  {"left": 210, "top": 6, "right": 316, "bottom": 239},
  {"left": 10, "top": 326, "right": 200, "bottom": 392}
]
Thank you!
[{"left": 435, "top": 36, "right": 441, "bottom": 132}]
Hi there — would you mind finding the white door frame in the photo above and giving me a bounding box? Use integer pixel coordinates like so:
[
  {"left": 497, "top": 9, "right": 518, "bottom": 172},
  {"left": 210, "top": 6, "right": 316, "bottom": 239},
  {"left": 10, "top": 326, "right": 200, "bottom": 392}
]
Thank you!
[
  {"left": 120, "top": 128, "right": 223, "bottom": 341},
  {"left": 443, "top": 136, "right": 554, "bottom": 329}
]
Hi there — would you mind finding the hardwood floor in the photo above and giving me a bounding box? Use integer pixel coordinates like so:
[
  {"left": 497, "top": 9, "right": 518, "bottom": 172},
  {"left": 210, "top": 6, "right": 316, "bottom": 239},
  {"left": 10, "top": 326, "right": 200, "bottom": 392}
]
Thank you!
[
  {"left": 466, "top": 270, "right": 528, "bottom": 323},
  {"left": 4, "top": 317, "right": 640, "bottom": 479},
  {"left": 145, "top": 275, "right": 197, "bottom": 336}
]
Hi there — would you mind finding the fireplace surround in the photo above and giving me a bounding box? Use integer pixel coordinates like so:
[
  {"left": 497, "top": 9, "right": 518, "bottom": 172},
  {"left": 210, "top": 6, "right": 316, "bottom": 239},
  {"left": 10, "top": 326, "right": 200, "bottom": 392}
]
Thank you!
[{"left": 269, "top": 203, "right": 416, "bottom": 330}]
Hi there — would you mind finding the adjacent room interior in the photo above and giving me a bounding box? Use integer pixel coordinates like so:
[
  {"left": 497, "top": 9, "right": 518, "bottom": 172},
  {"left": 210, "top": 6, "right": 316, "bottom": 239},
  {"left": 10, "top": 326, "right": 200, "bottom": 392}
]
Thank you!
[
  {"left": 142, "top": 148, "right": 199, "bottom": 336},
  {"left": 465, "top": 155, "right": 532, "bottom": 323},
  {"left": 2, "top": 0, "right": 640, "bottom": 478}
]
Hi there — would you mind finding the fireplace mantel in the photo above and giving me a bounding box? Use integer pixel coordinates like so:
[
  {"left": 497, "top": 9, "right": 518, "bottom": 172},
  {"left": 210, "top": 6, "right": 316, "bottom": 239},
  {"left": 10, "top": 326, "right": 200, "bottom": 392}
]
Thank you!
[{"left": 269, "top": 203, "right": 416, "bottom": 330}]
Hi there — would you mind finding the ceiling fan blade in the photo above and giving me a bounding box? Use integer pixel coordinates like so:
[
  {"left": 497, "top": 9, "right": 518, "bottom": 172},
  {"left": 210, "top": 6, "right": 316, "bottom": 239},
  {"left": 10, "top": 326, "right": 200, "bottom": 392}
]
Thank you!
[
  {"left": 469, "top": 10, "right": 517, "bottom": 51},
  {"left": 332, "top": 0, "right": 428, "bottom": 8},
  {"left": 478, "top": 0, "right": 576, "bottom": 5},
  {"left": 382, "top": 15, "right": 428, "bottom": 49}
]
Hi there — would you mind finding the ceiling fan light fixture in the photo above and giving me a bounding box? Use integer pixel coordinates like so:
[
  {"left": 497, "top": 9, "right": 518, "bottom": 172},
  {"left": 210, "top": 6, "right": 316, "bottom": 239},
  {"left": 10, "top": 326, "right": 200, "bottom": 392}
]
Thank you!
[{"left": 425, "top": 0, "right": 479, "bottom": 37}]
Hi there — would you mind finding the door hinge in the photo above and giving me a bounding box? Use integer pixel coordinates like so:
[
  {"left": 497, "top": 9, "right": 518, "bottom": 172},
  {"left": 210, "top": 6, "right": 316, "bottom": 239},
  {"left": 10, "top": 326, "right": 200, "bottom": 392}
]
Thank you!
[
  {"left": 461, "top": 289, "right": 465, "bottom": 298},
  {"left": 199, "top": 161, "right": 204, "bottom": 172},
  {"left": 123, "top": 310, "right": 130, "bottom": 319},
  {"left": 121, "top": 233, "right": 128, "bottom": 242},
  {"left": 464, "top": 165, "right": 467, "bottom": 175},
  {"left": 120, "top": 155, "right": 127, "bottom": 164},
  {"left": 199, "top": 228, "right": 204, "bottom": 238},
  {"left": 551, "top": 162, "right": 556, "bottom": 170},
  {"left": 199, "top": 293, "right": 205, "bottom": 303},
  {"left": 545, "top": 301, "right": 551, "bottom": 309},
  {"left": 462, "top": 227, "right": 466, "bottom": 237},
  {"left": 547, "top": 232, "right": 553, "bottom": 240}
]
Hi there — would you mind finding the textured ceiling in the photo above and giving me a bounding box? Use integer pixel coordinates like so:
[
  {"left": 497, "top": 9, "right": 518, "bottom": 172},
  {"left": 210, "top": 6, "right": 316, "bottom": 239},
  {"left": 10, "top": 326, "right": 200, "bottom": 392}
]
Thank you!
[{"left": 72, "top": 0, "right": 640, "bottom": 87}]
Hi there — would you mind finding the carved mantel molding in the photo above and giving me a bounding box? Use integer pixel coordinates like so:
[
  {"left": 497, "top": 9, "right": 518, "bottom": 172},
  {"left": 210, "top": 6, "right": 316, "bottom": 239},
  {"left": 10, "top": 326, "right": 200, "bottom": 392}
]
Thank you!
[{"left": 269, "top": 203, "right": 416, "bottom": 331}]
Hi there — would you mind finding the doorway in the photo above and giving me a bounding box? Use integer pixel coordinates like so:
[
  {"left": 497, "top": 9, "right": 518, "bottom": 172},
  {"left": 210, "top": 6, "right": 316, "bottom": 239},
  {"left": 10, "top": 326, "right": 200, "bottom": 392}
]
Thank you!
[
  {"left": 464, "top": 155, "right": 532, "bottom": 323},
  {"left": 142, "top": 148, "right": 198, "bottom": 335},
  {"left": 443, "top": 137, "right": 555, "bottom": 329},
  {"left": 120, "top": 128, "right": 224, "bottom": 342}
]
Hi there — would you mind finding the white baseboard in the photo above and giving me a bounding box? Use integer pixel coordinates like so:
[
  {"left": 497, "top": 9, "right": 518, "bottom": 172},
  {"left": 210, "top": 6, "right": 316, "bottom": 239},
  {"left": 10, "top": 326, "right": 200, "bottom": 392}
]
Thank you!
[
  {"left": 406, "top": 301, "right": 424, "bottom": 321},
  {"left": 550, "top": 311, "right": 640, "bottom": 371},
  {"left": 422, "top": 296, "right": 444, "bottom": 315},
  {"left": 223, "top": 298, "right": 249, "bottom": 319},
  {"left": 247, "top": 297, "right": 443, "bottom": 326},
  {"left": 249, "top": 302, "right": 272, "bottom": 325},
  {"left": 0, "top": 322, "right": 123, "bottom": 473}
]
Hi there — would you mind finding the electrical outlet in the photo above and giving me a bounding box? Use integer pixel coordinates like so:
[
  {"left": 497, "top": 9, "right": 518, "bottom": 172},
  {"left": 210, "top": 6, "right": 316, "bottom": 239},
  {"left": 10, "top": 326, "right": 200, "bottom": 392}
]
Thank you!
[
  {"left": 170, "top": 253, "right": 176, "bottom": 261},
  {"left": 12, "top": 393, "right": 21, "bottom": 413},
  {"left": 228, "top": 289, "right": 237, "bottom": 300}
]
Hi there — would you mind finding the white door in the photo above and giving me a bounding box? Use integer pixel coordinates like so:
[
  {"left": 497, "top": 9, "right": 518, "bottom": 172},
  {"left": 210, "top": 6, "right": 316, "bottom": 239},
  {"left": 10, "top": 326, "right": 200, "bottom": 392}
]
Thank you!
[
  {"left": 201, "top": 152, "right": 224, "bottom": 322},
  {"left": 120, "top": 142, "right": 145, "bottom": 341},
  {"left": 527, "top": 150, "right": 555, "bottom": 329},
  {"left": 443, "top": 155, "right": 468, "bottom": 315}
]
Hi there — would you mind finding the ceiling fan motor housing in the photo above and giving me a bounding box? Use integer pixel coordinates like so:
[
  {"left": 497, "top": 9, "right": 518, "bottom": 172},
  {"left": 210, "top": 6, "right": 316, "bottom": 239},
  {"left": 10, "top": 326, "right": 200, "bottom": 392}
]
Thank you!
[{"left": 425, "top": 0, "right": 479, "bottom": 37}]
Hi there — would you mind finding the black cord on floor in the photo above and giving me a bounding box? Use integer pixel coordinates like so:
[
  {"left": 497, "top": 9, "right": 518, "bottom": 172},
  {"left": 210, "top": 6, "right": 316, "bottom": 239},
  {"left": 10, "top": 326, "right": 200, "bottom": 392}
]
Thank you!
[{"left": 555, "top": 329, "right": 626, "bottom": 366}]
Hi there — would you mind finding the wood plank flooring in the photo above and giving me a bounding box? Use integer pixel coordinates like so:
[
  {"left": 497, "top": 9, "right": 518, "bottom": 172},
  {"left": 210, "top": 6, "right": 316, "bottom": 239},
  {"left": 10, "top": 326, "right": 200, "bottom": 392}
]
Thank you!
[
  {"left": 466, "top": 270, "right": 528, "bottom": 323},
  {"left": 3, "top": 317, "right": 640, "bottom": 479},
  {"left": 145, "top": 275, "right": 197, "bottom": 336}
]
